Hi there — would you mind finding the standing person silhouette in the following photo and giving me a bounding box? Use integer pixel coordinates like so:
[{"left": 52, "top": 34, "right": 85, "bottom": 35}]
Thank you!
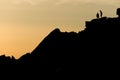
[
  {"left": 96, "top": 12, "right": 99, "bottom": 19},
  {"left": 100, "top": 10, "right": 103, "bottom": 18},
  {"left": 116, "top": 8, "right": 120, "bottom": 18}
]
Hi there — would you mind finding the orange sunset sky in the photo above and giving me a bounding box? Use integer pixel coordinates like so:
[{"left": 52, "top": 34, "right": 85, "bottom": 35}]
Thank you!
[{"left": 0, "top": 0, "right": 120, "bottom": 59}]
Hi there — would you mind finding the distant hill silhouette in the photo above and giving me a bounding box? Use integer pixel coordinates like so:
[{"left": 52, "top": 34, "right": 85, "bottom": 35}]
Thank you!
[{"left": 0, "top": 9, "right": 120, "bottom": 78}]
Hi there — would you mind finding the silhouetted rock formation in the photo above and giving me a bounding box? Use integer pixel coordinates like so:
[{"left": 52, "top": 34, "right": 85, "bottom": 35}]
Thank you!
[{"left": 0, "top": 9, "right": 120, "bottom": 78}]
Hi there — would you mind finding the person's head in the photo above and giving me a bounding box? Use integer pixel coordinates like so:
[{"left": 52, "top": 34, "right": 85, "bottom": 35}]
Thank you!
[{"left": 116, "top": 8, "right": 120, "bottom": 17}]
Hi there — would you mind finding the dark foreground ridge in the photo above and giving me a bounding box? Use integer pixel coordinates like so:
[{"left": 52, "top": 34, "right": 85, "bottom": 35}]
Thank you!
[{"left": 0, "top": 9, "right": 120, "bottom": 78}]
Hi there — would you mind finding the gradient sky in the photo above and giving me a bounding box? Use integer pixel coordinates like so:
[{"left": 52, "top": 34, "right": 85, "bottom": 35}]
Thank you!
[{"left": 0, "top": 0, "right": 120, "bottom": 59}]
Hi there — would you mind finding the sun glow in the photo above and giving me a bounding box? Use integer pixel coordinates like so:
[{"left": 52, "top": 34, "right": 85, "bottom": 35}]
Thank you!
[{"left": 0, "top": 0, "right": 119, "bottom": 58}]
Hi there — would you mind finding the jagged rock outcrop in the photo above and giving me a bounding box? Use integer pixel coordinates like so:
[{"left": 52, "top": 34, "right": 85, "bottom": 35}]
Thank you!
[{"left": 0, "top": 11, "right": 120, "bottom": 78}]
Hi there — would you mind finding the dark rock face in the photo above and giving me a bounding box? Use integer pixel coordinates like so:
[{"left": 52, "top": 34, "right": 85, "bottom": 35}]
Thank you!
[{"left": 0, "top": 10, "right": 120, "bottom": 78}]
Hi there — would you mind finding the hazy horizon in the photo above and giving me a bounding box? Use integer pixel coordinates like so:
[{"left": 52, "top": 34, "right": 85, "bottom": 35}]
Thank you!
[{"left": 0, "top": 0, "right": 120, "bottom": 59}]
